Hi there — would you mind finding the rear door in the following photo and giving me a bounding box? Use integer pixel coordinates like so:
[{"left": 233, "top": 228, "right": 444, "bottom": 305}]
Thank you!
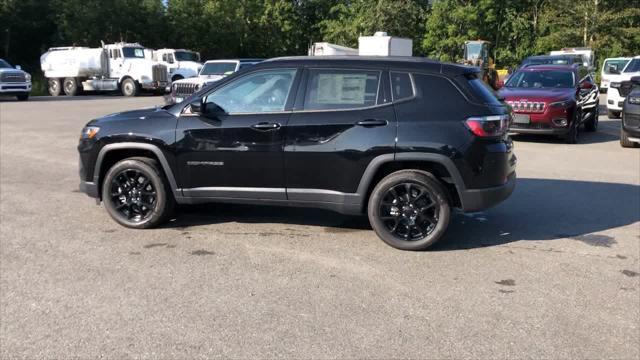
[{"left": 284, "top": 67, "right": 396, "bottom": 200}]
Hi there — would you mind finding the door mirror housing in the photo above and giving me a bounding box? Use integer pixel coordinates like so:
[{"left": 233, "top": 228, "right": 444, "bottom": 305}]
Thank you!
[
  {"left": 15, "top": 65, "right": 21, "bottom": 70},
  {"left": 607, "top": 66, "right": 620, "bottom": 75},
  {"left": 189, "top": 99, "right": 203, "bottom": 114},
  {"left": 630, "top": 76, "right": 640, "bottom": 86},
  {"left": 189, "top": 99, "right": 226, "bottom": 119}
]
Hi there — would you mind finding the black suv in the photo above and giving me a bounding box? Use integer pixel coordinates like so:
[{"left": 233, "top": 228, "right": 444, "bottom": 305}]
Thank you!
[
  {"left": 620, "top": 76, "right": 640, "bottom": 148},
  {"left": 78, "top": 56, "right": 516, "bottom": 250}
]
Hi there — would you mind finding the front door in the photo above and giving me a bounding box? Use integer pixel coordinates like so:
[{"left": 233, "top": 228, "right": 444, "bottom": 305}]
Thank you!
[
  {"left": 176, "top": 68, "right": 299, "bottom": 200},
  {"left": 285, "top": 68, "right": 396, "bottom": 199}
]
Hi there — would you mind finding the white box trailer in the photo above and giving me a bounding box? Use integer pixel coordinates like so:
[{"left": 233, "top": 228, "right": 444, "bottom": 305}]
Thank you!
[
  {"left": 40, "top": 42, "right": 169, "bottom": 97},
  {"left": 358, "top": 32, "right": 412, "bottom": 56},
  {"left": 308, "top": 42, "right": 358, "bottom": 56}
]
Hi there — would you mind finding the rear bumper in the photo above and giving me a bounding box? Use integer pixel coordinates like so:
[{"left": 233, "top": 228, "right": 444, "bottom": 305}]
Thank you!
[{"left": 460, "top": 172, "right": 516, "bottom": 212}]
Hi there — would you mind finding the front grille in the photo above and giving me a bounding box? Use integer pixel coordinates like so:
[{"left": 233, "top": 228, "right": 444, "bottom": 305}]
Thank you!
[
  {"left": 174, "top": 83, "right": 199, "bottom": 97},
  {"left": 624, "top": 113, "right": 640, "bottom": 128},
  {"left": 506, "top": 100, "right": 545, "bottom": 113},
  {"left": 152, "top": 65, "right": 168, "bottom": 83},
  {"left": 510, "top": 122, "right": 551, "bottom": 130},
  {"left": 1, "top": 72, "right": 26, "bottom": 83}
]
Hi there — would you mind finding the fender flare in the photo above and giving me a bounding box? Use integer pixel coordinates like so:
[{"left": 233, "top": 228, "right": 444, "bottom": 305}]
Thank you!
[
  {"left": 355, "top": 152, "right": 467, "bottom": 206},
  {"left": 93, "top": 142, "right": 180, "bottom": 199}
]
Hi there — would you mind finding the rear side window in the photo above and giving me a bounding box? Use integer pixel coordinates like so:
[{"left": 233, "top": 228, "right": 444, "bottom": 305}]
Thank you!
[
  {"left": 304, "top": 69, "right": 380, "bottom": 110},
  {"left": 399, "top": 73, "right": 469, "bottom": 121},
  {"left": 390, "top": 72, "right": 414, "bottom": 101},
  {"left": 467, "top": 77, "right": 502, "bottom": 105}
]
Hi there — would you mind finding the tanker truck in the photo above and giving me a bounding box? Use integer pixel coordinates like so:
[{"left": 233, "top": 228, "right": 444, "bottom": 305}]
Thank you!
[{"left": 40, "top": 42, "right": 169, "bottom": 97}]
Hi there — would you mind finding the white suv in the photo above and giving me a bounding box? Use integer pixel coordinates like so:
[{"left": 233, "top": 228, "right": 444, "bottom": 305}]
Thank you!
[
  {"left": 600, "top": 57, "right": 630, "bottom": 92},
  {"left": 0, "top": 58, "right": 31, "bottom": 101},
  {"left": 607, "top": 56, "right": 640, "bottom": 118}
]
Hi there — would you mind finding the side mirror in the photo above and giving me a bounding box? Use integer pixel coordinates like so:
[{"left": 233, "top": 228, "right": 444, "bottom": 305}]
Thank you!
[
  {"left": 580, "top": 80, "right": 593, "bottom": 90},
  {"left": 608, "top": 66, "right": 620, "bottom": 74},
  {"left": 630, "top": 76, "right": 640, "bottom": 86},
  {"left": 15, "top": 65, "right": 21, "bottom": 70},
  {"left": 189, "top": 99, "right": 203, "bottom": 114}
]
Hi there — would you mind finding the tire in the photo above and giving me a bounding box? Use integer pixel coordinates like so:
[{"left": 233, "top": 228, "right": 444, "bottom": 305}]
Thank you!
[
  {"left": 63, "top": 77, "right": 78, "bottom": 96},
  {"left": 620, "top": 127, "right": 639, "bottom": 148},
  {"left": 16, "top": 94, "right": 29, "bottom": 101},
  {"left": 48, "top": 78, "right": 61, "bottom": 97},
  {"left": 584, "top": 109, "right": 598, "bottom": 132},
  {"left": 368, "top": 170, "right": 451, "bottom": 251},
  {"left": 564, "top": 113, "right": 580, "bottom": 144},
  {"left": 102, "top": 157, "right": 174, "bottom": 229},
  {"left": 607, "top": 110, "right": 621, "bottom": 119},
  {"left": 121, "top": 78, "right": 139, "bottom": 97}
]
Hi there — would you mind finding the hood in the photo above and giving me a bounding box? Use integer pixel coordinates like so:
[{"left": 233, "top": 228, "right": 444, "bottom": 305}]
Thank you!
[
  {"left": 90, "top": 107, "right": 167, "bottom": 126},
  {"left": 177, "top": 61, "right": 202, "bottom": 71},
  {"left": 172, "top": 74, "right": 225, "bottom": 85},
  {"left": 0, "top": 68, "right": 26, "bottom": 75},
  {"left": 498, "top": 87, "right": 576, "bottom": 102}
]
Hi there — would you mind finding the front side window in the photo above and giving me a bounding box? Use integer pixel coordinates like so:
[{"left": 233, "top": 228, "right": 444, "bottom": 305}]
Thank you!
[
  {"left": 603, "top": 59, "right": 630, "bottom": 74},
  {"left": 122, "top": 47, "right": 145, "bottom": 59},
  {"left": 390, "top": 72, "right": 414, "bottom": 101},
  {"left": 205, "top": 69, "right": 296, "bottom": 113},
  {"left": 505, "top": 70, "right": 575, "bottom": 88},
  {"left": 304, "top": 69, "right": 380, "bottom": 110}
]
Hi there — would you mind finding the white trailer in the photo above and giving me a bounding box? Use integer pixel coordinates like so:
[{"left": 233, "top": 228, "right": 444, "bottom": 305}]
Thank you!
[
  {"left": 40, "top": 42, "right": 169, "bottom": 97},
  {"left": 153, "top": 48, "right": 202, "bottom": 82},
  {"left": 308, "top": 42, "right": 358, "bottom": 56}
]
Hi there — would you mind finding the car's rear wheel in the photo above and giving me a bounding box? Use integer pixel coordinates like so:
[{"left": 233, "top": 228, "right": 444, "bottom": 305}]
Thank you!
[
  {"left": 102, "top": 157, "right": 174, "bottom": 229},
  {"left": 368, "top": 170, "right": 450, "bottom": 251},
  {"left": 620, "top": 128, "right": 639, "bottom": 148},
  {"left": 607, "top": 110, "right": 621, "bottom": 119}
]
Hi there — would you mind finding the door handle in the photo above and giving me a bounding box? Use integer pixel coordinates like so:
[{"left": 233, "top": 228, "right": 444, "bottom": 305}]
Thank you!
[
  {"left": 251, "top": 122, "right": 281, "bottom": 131},
  {"left": 355, "top": 119, "right": 388, "bottom": 127}
]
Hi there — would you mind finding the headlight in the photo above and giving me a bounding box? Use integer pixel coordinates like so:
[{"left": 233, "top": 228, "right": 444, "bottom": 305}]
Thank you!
[
  {"left": 628, "top": 96, "right": 640, "bottom": 105},
  {"left": 80, "top": 126, "right": 100, "bottom": 139},
  {"left": 611, "top": 82, "right": 621, "bottom": 89},
  {"left": 25, "top": 73, "right": 31, "bottom": 82},
  {"left": 550, "top": 100, "right": 572, "bottom": 108}
]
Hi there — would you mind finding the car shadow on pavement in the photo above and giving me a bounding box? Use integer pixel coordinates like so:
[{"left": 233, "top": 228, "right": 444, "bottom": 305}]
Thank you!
[
  {"left": 433, "top": 178, "right": 640, "bottom": 250},
  {"left": 163, "top": 178, "right": 639, "bottom": 250}
]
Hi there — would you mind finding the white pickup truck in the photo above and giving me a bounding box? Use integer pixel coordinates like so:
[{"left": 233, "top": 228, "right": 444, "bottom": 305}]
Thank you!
[
  {"left": 607, "top": 56, "right": 640, "bottom": 118},
  {"left": 169, "top": 59, "right": 262, "bottom": 104},
  {"left": 0, "top": 59, "right": 31, "bottom": 101}
]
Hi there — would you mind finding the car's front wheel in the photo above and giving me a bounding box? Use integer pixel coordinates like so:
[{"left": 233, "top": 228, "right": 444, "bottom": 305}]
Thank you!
[
  {"left": 102, "top": 157, "right": 174, "bottom": 229},
  {"left": 368, "top": 170, "right": 451, "bottom": 251}
]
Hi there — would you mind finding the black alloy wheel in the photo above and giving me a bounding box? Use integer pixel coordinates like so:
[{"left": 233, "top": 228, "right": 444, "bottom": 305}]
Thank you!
[{"left": 109, "top": 169, "right": 157, "bottom": 223}]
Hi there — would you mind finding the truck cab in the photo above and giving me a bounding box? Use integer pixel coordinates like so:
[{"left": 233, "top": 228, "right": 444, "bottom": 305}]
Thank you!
[
  {"left": 0, "top": 58, "right": 31, "bottom": 101},
  {"left": 153, "top": 48, "right": 202, "bottom": 82}
]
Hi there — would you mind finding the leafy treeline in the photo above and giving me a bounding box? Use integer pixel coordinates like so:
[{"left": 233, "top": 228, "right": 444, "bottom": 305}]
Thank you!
[{"left": 1, "top": 0, "right": 639, "bottom": 75}]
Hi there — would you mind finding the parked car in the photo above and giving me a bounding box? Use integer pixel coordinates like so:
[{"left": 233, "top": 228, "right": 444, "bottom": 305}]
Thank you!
[
  {"left": 0, "top": 58, "right": 31, "bottom": 101},
  {"left": 607, "top": 55, "right": 640, "bottom": 119},
  {"left": 600, "top": 57, "right": 631, "bottom": 93},
  {"left": 518, "top": 55, "right": 584, "bottom": 69},
  {"left": 620, "top": 76, "right": 640, "bottom": 148},
  {"left": 169, "top": 59, "right": 262, "bottom": 104},
  {"left": 498, "top": 65, "right": 599, "bottom": 143},
  {"left": 78, "top": 56, "right": 516, "bottom": 251}
]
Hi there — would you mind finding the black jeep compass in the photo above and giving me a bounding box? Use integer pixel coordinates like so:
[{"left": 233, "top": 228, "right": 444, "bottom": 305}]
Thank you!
[{"left": 78, "top": 56, "right": 516, "bottom": 250}]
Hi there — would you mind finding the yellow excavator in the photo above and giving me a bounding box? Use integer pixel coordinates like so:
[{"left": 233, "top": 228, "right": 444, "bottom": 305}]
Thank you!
[{"left": 462, "top": 40, "right": 502, "bottom": 90}]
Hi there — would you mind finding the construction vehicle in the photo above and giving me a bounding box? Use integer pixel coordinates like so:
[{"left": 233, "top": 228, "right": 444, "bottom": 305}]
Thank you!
[{"left": 462, "top": 40, "right": 500, "bottom": 90}]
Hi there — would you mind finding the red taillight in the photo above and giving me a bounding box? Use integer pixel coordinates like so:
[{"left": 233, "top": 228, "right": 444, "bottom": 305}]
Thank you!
[{"left": 465, "top": 115, "right": 510, "bottom": 137}]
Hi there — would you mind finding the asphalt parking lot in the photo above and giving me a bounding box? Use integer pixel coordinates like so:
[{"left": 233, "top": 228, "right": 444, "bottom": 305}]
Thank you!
[{"left": 1, "top": 94, "right": 638, "bottom": 358}]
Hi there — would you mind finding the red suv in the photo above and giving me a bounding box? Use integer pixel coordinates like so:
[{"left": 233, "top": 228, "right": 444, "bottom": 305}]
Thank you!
[{"left": 498, "top": 65, "right": 599, "bottom": 143}]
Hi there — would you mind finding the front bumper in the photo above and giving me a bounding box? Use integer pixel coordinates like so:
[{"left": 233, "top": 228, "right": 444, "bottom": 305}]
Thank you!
[
  {"left": 509, "top": 126, "right": 570, "bottom": 135},
  {"left": 141, "top": 81, "right": 169, "bottom": 91},
  {"left": 460, "top": 172, "right": 516, "bottom": 212},
  {"left": 607, "top": 88, "right": 624, "bottom": 111},
  {"left": 0, "top": 82, "right": 31, "bottom": 94}
]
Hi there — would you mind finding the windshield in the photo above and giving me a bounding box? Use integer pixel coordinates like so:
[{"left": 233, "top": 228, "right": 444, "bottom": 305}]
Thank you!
[
  {"left": 0, "top": 59, "right": 12, "bottom": 68},
  {"left": 465, "top": 43, "right": 482, "bottom": 60},
  {"left": 201, "top": 62, "right": 237, "bottom": 75},
  {"left": 506, "top": 70, "right": 575, "bottom": 88},
  {"left": 623, "top": 59, "right": 640, "bottom": 73},
  {"left": 122, "top": 47, "right": 145, "bottom": 58},
  {"left": 175, "top": 51, "right": 199, "bottom": 62},
  {"left": 603, "top": 59, "right": 630, "bottom": 74}
]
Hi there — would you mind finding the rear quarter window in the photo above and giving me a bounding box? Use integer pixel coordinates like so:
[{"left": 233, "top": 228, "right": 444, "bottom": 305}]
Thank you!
[
  {"left": 467, "top": 77, "right": 502, "bottom": 106},
  {"left": 399, "top": 73, "right": 470, "bottom": 121}
]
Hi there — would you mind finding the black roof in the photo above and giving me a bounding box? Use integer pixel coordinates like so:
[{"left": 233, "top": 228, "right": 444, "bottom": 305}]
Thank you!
[{"left": 260, "top": 56, "right": 478, "bottom": 76}]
